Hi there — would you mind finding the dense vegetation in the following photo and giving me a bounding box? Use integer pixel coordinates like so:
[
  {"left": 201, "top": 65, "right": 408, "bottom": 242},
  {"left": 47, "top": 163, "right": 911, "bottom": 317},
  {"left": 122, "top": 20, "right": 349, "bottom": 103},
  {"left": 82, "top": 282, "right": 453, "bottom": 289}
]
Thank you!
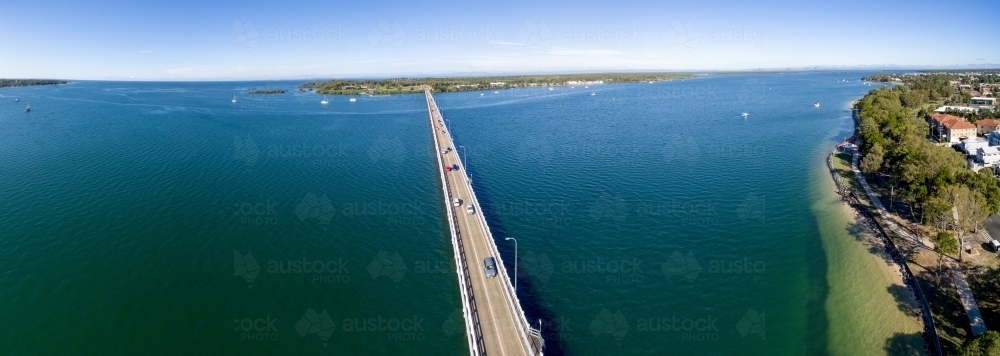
[
  {"left": 958, "top": 331, "right": 1000, "bottom": 356},
  {"left": 299, "top": 73, "right": 693, "bottom": 95},
  {"left": 855, "top": 75, "right": 999, "bottom": 235},
  {"left": 248, "top": 88, "right": 286, "bottom": 94},
  {"left": 0, "top": 79, "right": 69, "bottom": 88}
]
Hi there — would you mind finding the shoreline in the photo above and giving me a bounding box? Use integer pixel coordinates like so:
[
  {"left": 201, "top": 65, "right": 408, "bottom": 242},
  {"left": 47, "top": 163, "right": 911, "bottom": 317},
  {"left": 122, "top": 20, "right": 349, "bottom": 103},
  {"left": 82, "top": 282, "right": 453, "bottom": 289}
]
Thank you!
[{"left": 815, "top": 148, "right": 927, "bottom": 355}]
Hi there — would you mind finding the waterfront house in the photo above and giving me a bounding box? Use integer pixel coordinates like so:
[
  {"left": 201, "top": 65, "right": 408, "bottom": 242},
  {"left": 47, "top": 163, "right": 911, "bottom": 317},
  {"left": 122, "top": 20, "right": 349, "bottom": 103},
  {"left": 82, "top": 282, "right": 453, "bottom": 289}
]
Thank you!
[
  {"left": 972, "top": 97, "right": 997, "bottom": 107},
  {"left": 934, "top": 105, "right": 977, "bottom": 114},
  {"left": 928, "top": 113, "right": 977, "bottom": 144},
  {"left": 978, "top": 119, "right": 1000, "bottom": 136},
  {"left": 978, "top": 146, "right": 1000, "bottom": 167},
  {"left": 961, "top": 137, "right": 990, "bottom": 156}
]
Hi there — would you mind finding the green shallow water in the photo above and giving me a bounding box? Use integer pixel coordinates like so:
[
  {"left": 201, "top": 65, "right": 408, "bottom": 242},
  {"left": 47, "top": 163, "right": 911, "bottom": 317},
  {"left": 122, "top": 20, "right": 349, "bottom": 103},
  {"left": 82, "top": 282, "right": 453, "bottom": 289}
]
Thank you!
[{"left": 0, "top": 73, "right": 922, "bottom": 355}]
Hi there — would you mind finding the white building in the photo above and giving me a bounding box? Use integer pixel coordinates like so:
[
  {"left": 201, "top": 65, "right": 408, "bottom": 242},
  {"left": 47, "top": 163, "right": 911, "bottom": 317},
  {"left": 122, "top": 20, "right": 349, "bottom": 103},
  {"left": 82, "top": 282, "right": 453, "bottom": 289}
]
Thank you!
[
  {"left": 978, "top": 146, "right": 1000, "bottom": 167},
  {"left": 960, "top": 137, "right": 990, "bottom": 156}
]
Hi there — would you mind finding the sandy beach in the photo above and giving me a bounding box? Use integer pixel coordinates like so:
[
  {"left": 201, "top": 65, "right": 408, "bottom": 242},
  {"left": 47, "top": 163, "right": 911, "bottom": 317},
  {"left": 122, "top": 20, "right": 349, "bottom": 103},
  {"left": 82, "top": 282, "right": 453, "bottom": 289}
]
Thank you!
[{"left": 812, "top": 153, "right": 927, "bottom": 355}]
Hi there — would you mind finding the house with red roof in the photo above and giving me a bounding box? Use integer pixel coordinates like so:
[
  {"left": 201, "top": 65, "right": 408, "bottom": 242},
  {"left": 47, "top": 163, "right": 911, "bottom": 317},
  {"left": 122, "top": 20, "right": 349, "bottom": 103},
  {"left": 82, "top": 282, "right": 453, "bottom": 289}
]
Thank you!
[{"left": 927, "top": 113, "right": 976, "bottom": 144}]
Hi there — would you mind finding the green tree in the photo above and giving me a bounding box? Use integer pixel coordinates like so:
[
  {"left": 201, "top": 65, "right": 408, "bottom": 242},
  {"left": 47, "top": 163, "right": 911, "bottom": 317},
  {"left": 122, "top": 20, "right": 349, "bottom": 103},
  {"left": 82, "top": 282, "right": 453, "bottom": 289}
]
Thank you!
[
  {"left": 959, "top": 330, "right": 1000, "bottom": 356},
  {"left": 861, "top": 143, "right": 885, "bottom": 174},
  {"left": 931, "top": 231, "right": 958, "bottom": 285}
]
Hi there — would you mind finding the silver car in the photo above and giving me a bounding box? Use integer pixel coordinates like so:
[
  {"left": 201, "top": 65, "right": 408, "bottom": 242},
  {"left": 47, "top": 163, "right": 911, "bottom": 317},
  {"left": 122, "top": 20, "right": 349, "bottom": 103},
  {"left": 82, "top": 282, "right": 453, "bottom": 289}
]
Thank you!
[
  {"left": 466, "top": 204, "right": 475, "bottom": 215},
  {"left": 483, "top": 257, "right": 497, "bottom": 278}
]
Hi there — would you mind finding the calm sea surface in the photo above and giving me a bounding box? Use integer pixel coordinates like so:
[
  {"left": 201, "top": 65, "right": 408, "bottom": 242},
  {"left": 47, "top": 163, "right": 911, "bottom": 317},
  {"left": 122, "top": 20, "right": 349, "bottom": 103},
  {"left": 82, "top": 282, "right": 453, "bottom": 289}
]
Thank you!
[{"left": 0, "top": 73, "right": 917, "bottom": 355}]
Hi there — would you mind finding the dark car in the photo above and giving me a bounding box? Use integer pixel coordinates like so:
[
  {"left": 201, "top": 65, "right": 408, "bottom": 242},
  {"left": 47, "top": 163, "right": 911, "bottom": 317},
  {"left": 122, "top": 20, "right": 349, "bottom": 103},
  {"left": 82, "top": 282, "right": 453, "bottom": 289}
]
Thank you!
[{"left": 483, "top": 257, "right": 497, "bottom": 278}]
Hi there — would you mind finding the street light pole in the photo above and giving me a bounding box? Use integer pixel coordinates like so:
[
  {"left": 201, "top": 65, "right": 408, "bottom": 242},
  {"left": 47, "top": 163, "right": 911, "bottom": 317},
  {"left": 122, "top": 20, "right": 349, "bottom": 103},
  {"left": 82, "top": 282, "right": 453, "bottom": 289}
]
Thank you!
[{"left": 505, "top": 237, "right": 517, "bottom": 291}]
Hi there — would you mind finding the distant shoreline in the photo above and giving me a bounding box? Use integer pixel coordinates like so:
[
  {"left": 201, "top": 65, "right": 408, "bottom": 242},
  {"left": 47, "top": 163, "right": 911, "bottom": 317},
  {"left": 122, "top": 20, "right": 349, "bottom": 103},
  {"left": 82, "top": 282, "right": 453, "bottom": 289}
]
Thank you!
[
  {"left": 299, "top": 72, "right": 693, "bottom": 95},
  {"left": 0, "top": 79, "right": 70, "bottom": 88}
]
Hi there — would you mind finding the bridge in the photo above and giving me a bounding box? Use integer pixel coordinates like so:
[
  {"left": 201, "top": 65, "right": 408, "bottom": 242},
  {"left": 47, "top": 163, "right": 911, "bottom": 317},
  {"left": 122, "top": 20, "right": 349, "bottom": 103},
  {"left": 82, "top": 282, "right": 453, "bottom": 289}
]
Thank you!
[{"left": 425, "top": 90, "right": 544, "bottom": 355}]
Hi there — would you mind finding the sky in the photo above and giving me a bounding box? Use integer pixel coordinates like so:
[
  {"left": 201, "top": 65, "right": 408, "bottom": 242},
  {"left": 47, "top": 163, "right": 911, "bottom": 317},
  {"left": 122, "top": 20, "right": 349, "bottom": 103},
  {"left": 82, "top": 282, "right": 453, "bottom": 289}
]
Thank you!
[{"left": 1, "top": 0, "right": 998, "bottom": 80}]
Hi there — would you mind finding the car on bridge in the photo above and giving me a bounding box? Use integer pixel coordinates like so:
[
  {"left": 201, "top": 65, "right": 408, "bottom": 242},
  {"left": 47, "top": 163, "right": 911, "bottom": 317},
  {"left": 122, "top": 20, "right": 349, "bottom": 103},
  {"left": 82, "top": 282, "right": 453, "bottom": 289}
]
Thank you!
[
  {"left": 453, "top": 198, "right": 462, "bottom": 207},
  {"left": 466, "top": 204, "right": 475, "bottom": 215},
  {"left": 483, "top": 257, "right": 497, "bottom": 278}
]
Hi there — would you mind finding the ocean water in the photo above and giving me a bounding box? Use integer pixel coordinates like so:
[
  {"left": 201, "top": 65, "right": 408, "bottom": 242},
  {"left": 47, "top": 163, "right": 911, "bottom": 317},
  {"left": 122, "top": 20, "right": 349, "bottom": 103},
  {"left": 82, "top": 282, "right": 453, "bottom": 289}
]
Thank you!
[{"left": 0, "top": 73, "right": 917, "bottom": 355}]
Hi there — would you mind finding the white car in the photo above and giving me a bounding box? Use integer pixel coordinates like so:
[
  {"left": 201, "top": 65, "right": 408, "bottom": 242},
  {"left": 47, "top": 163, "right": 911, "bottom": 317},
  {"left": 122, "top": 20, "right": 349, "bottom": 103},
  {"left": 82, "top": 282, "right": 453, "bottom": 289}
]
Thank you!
[
  {"left": 466, "top": 204, "right": 475, "bottom": 215},
  {"left": 453, "top": 198, "right": 462, "bottom": 207},
  {"left": 990, "top": 239, "right": 1000, "bottom": 253}
]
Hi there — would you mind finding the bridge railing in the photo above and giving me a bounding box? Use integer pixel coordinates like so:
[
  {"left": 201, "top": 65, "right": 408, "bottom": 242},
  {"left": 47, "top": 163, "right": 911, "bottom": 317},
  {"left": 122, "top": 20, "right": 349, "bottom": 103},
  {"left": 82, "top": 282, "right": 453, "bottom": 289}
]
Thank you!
[
  {"left": 426, "top": 90, "right": 544, "bottom": 355},
  {"left": 426, "top": 92, "right": 485, "bottom": 356}
]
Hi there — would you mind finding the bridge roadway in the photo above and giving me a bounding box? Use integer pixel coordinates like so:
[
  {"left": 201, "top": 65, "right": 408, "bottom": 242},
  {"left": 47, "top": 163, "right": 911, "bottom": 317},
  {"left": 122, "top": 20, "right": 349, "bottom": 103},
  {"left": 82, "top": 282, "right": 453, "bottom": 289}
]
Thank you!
[{"left": 425, "top": 90, "right": 543, "bottom": 356}]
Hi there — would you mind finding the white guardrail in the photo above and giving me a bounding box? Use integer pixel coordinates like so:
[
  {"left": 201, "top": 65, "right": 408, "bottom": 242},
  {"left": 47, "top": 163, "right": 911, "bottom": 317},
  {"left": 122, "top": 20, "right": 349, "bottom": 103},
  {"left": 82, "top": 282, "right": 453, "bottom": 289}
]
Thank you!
[{"left": 427, "top": 91, "right": 544, "bottom": 355}]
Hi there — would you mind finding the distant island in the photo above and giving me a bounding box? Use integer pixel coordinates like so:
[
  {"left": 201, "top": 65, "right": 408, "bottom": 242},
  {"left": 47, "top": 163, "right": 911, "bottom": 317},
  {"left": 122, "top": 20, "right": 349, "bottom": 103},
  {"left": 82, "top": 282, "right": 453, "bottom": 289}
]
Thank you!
[
  {"left": 299, "top": 73, "right": 693, "bottom": 95},
  {"left": 0, "top": 79, "right": 69, "bottom": 88},
  {"left": 248, "top": 88, "right": 287, "bottom": 94}
]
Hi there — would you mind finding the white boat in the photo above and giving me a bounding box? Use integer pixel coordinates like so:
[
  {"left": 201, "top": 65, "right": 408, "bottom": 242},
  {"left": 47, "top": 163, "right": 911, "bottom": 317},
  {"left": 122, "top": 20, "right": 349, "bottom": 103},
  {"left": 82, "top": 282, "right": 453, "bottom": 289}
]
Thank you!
[
  {"left": 14, "top": 98, "right": 19, "bottom": 102},
  {"left": 232, "top": 95, "right": 236, "bottom": 103},
  {"left": 494, "top": 91, "right": 498, "bottom": 94},
  {"left": 320, "top": 95, "right": 329, "bottom": 105},
  {"left": 25, "top": 103, "right": 31, "bottom": 112},
  {"left": 590, "top": 92, "right": 596, "bottom": 96},
  {"left": 549, "top": 87, "right": 554, "bottom": 91},
  {"left": 741, "top": 112, "right": 749, "bottom": 118},
  {"left": 349, "top": 98, "right": 356, "bottom": 102},
  {"left": 480, "top": 93, "right": 484, "bottom": 96},
  {"left": 813, "top": 102, "right": 820, "bottom": 108},
  {"left": 584, "top": 86, "right": 589, "bottom": 88}
]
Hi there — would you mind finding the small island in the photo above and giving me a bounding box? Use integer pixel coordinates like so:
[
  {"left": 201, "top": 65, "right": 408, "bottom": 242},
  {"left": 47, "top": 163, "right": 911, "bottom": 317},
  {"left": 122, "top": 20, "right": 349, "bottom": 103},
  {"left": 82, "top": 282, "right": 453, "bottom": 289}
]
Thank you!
[
  {"left": 0, "top": 79, "right": 70, "bottom": 88},
  {"left": 248, "top": 88, "right": 287, "bottom": 94},
  {"left": 299, "top": 72, "right": 693, "bottom": 95}
]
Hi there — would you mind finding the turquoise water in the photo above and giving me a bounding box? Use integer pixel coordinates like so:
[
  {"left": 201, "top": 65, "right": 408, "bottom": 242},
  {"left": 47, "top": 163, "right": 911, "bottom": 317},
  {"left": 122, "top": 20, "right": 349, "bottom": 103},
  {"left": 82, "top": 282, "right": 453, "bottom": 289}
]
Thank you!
[{"left": 0, "top": 74, "right": 902, "bottom": 355}]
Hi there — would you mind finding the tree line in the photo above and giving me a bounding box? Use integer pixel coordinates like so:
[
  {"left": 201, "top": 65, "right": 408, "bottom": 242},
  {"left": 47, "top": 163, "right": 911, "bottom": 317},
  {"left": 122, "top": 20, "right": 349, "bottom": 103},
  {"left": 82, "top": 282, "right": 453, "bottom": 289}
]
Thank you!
[
  {"left": 856, "top": 75, "right": 998, "bottom": 241},
  {"left": 0, "top": 79, "right": 69, "bottom": 88},
  {"left": 298, "top": 73, "right": 693, "bottom": 95}
]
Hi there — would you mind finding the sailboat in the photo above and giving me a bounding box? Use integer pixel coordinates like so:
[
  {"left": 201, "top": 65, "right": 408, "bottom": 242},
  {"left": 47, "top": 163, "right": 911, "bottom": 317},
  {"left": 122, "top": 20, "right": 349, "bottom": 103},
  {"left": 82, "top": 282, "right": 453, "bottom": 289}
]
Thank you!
[
  {"left": 232, "top": 95, "right": 237, "bottom": 103},
  {"left": 320, "top": 95, "right": 329, "bottom": 105},
  {"left": 741, "top": 112, "right": 749, "bottom": 118},
  {"left": 25, "top": 102, "right": 31, "bottom": 112},
  {"left": 590, "top": 92, "right": 596, "bottom": 96},
  {"left": 349, "top": 98, "right": 356, "bottom": 102},
  {"left": 813, "top": 102, "right": 820, "bottom": 108}
]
